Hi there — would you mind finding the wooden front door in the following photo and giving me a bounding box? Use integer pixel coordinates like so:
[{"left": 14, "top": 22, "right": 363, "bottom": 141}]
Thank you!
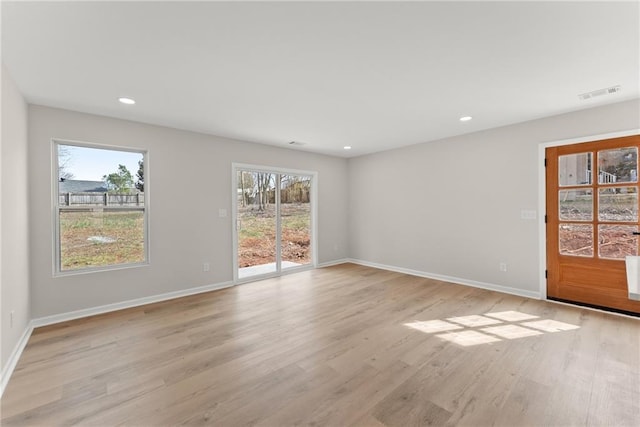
[{"left": 546, "top": 134, "right": 640, "bottom": 314}]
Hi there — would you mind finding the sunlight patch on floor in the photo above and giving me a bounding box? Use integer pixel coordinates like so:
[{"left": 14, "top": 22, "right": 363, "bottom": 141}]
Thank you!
[
  {"left": 446, "top": 314, "right": 502, "bottom": 327},
  {"left": 405, "top": 320, "right": 463, "bottom": 333},
  {"left": 436, "top": 330, "right": 502, "bottom": 346},
  {"left": 404, "top": 310, "right": 579, "bottom": 346},
  {"left": 481, "top": 324, "right": 543, "bottom": 339}
]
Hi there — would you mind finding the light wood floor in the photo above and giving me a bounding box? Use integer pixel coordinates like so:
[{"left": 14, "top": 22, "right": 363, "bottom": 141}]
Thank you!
[{"left": 1, "top": 263, "right": 639, "bottom": 426}]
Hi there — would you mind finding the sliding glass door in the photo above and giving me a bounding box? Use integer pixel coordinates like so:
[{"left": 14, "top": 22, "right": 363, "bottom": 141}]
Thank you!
[
  {"left": 280, "top": 174, "right": 312, "bottom": 271},
  {"left": 236, "top": 170, "right": 277, "bottom": 278},
  {"left": 234, "top": 165, "right": 315, "bottom": 281}
]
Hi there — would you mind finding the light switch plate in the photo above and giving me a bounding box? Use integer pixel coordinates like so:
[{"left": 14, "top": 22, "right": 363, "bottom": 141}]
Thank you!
[{"left": 521, "top": 210, "right": 537, "bottom": 220}]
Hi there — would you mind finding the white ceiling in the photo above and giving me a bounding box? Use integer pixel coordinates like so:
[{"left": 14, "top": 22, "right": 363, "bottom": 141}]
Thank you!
[{"left": 2, "top": 1, "right": 639, "bottom": 158}]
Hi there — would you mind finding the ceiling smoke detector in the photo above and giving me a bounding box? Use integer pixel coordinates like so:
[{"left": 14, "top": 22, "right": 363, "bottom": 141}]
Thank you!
[{"left": 578, "top": 85, "right": 621, "bottom": 101}]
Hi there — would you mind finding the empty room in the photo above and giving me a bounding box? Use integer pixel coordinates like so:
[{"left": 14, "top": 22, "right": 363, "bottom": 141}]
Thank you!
[{"left": 1, "top": 1, "right": 639, "bottom": 426}]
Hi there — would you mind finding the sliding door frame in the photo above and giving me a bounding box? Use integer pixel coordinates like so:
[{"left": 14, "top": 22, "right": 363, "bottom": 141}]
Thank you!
[{"left": 231, "top": 163, "right": 318, "bottom": 284}]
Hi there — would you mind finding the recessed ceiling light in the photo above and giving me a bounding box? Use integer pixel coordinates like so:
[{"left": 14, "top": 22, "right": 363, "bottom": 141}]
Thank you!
[
  {"left": 459, "top": 116, "right": 472, "bottom": 122},
  {"left": 344, "top": 146, "right": 352, "bottom": 150},
  {"left": 118, "top": 97, "right": 136, "bottom": 105}
]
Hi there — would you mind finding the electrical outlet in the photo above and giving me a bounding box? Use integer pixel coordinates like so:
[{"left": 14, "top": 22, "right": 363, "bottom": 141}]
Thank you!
[
  {"left": 499, "top": 262, "right": 508, "bottom": 272},
  {"left": 203, "top": 262, "right": 210, "bottom": 272}
]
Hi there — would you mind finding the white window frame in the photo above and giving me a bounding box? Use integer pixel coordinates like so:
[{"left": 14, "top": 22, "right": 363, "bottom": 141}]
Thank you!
[{"left": 52, "top": 139, "right": 149, "bottom": 276}]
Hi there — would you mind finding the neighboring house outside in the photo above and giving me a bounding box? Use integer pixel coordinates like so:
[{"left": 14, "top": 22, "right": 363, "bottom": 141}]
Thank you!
[{"left": 59, "top": 179, "right": 107, "bottom": 193}]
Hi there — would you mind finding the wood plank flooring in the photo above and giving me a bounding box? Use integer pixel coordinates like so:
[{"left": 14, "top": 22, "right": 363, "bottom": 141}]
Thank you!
[{"left": 1, "top": 263, "right": 639, "bottom": 426}]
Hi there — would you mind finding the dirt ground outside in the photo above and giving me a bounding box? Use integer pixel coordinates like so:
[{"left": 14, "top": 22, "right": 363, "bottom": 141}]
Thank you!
[
  {"left": 559, "top": 193, "right": 637, "bottom": 258},
  {"left": 559, "top": 225, "right": 637, "bottom": 258},
  {"left": 238, "top": 203, "right": 311, "bottom": 268}
]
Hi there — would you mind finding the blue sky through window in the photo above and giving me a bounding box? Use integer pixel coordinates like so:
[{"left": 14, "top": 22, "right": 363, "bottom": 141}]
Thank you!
[{"left": 59, "top": 144, "right": 143, "bottom": 182}]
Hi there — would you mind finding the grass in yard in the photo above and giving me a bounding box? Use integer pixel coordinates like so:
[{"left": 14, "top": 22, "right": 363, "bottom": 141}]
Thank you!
[{"left": 60, "top": 210, "right": 145, "bottom": 270}]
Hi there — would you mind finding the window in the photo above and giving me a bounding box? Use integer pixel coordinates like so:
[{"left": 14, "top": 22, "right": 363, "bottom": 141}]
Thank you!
[{"left": 54, "top": 141, "right": 147, "bottom": 274}]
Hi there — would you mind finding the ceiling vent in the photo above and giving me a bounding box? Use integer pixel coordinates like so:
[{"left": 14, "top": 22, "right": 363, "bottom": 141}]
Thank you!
[
  {"left": 578, "top": 85, "right": 621, "bottom": 101},
  {"left": 288, "top": 141, "right": 306, "bottom": 146}
]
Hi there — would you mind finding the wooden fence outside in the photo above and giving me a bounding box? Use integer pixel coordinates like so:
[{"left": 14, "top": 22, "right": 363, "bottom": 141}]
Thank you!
[
  {"left": 280, "top": 186, "right": 311, "bottom": 204},
  {"left": 59, "top": 192, "right": 145, "bottom": 207},
  {"left": 238, "top": 188, "right": 311, "bottom": 206}
]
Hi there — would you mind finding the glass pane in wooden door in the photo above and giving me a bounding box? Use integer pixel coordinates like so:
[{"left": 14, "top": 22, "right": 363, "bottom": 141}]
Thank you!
[
  {"left": 598, "top": 225, "right": 639, "bottom": 259},
  {"left": 559, "top": 224, "right": 593, "bottom": 257},
  {"left": 597, "top": 147, "right": 637, "bottom": 184},
  {"left": 559, "top": 152, "right": 592, "bottom": 186},
  {"left": 559, "top": 189, "right": 592, "bottom": 221},
  {"left": 598, "top": 187, "right": 637, "bottom": 222}
]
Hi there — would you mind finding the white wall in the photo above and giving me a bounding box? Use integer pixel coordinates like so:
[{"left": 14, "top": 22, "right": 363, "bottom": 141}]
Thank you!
[
  {"left": 348, "top": 99, "right": 640, "bottom": 296},
  {"left": 28, "top": 105, "right": 349, "bottom": 318},
  {"left": 18, "top": 96, "right": 640, "bottom": 321},
  {"left": 1, "top": 65, "right": 31, "bottom": 372}
]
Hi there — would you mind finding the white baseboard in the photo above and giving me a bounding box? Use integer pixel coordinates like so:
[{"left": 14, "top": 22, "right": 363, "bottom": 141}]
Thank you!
[
  {"left": 29, "top": 262, "right": 351, "bottom": 329},
  {"left": 31, "top": 280, "right": 234, "bottom": 328},
  {"left": 347, "top": 258, "right": 541, "bottom": 300},
  {"left": 0, "top": 324, "right": 33, "bottom": 398},
  {"left": 317, "top": 258, "right": 349, "bottom": 268}
]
